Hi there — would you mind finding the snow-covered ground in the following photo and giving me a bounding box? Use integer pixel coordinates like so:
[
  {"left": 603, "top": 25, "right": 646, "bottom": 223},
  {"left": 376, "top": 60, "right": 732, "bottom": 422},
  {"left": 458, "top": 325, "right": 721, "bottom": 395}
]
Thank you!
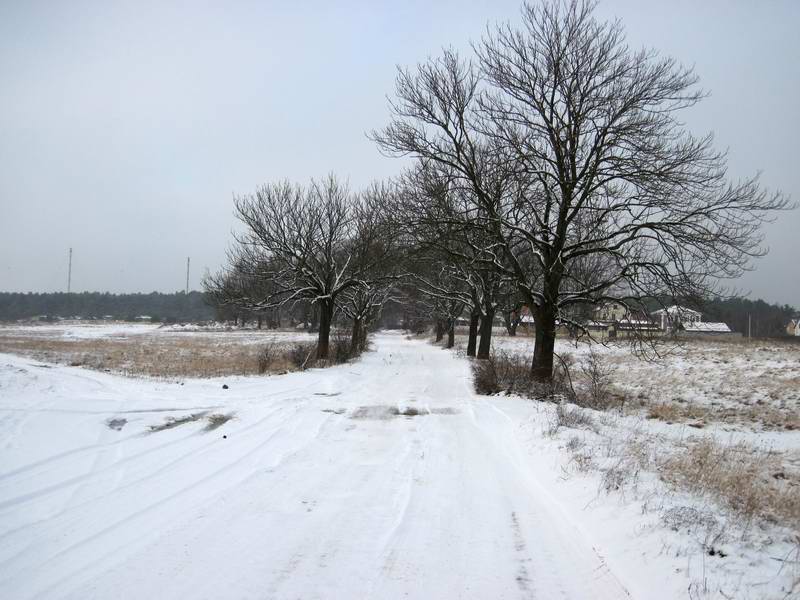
[
  {"left": 0, "top": 321, "right": 313, "bottom": 345},
  {"left": 0, "top": 322, "right": 318, "bottom": 378},
  {"left": 0, "top": 322, "right": 160, "bottom": 340},
  {"left": 480, "top": 333, "right": 800, "bottom": 431},
  {"left": 1, "top": 332, "right": 797, "bottom": 599}
]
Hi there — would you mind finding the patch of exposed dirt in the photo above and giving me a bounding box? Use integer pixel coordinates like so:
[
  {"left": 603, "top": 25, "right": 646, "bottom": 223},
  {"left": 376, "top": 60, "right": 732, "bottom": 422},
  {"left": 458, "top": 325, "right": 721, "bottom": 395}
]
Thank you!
[
  {"left": 204, "top": 412, "right": 236, "bottom": 431},
  {"left": 349, "top": 405, "right": 458, "bottom": 419},
  {"left": 106, "top": 418, "right": 127, "bottom": 431},
  {"left": 148, "top": 411, "right": 209, "bottom": 432}
]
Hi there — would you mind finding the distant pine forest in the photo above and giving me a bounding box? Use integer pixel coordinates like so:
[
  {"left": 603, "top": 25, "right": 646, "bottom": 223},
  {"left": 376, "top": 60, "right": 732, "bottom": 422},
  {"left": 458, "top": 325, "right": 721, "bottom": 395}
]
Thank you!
[
  {"left": 0, "top": 291, "right": 795, "bottom": 338},
  {"left": 0, "top": 291, "right": 215, "bottom": 323}
]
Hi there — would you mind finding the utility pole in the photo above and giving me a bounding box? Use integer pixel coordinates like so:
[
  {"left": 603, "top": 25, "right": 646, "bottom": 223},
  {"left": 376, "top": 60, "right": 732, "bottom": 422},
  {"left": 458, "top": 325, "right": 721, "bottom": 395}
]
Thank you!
[
  {"left": 67, "top": 247, "right": 73, "bottom": 294},
  {"left": 748, "top": 313, "right": 751, "bottom": 340},
  {"left": 185, "top": 257, "right": 190, "bottom": 295}
]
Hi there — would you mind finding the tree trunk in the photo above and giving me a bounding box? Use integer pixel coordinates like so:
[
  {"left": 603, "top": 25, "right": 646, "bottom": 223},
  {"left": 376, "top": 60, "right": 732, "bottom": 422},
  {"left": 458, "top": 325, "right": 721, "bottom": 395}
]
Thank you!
[
  {"left": 505, "top": 312, "right": 519, "bottom": 336},
  {"left": 477, "top": 306, "right": 495, "bottom": 359},
  {"left": 435, "top": 320, "right": 444, "bottom": 342},
  {"left": 466, "top": 311, "right": 479, "bottom": 357},
  {"left": 446, "top": 319, "right": 455, "bottom": 348},
  {"left": 257, "top": 316, "right": 262, "bottom": 330},
  {"left": 531, "top": 307, "right": 556, "bottom": 381},
  {"left": 317, "top": 300, "right": 334, "bottom": 359},
  {"left": 350, "top": 318, "right": 362, "bottom": 355}
]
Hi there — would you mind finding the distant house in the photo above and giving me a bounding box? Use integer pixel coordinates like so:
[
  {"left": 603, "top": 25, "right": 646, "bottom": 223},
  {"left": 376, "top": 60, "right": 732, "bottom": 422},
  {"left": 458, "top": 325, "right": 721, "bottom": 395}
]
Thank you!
[
  {"left": 615, "top": 318, "right": 662, "bottom": 334},
  {"left": 518, "top": 306, "right": 535, "bottom": 325},
  {"left": 508, "top": 306, "right": 536, "bottom": 329},
  {"left": 651, "top": 305, "right": 733, "bottom": 335},
  {"left": 594, "top": 302, "right": 629, "bottom": 322},
  {"left": 787, "top": 319, "right": 800, "bottom": 337},
  {"left": 681, "top": 321, "right": 732, "bottom": 334},
  {"left": 651, "top": 305, "right": 702, "bottom": 331},
  {"left": 590, "top": 302, "right": 659, "bottom": 338},
  {"left": 134, "top": 315, "right": 153, "bottom": 322}
]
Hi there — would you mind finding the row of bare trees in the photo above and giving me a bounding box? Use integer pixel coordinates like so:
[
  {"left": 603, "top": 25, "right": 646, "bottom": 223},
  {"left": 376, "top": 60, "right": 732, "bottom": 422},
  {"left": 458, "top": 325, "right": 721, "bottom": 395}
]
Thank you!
[
  {"left": 205, "top": 177, "right": 399, "bottom": 359},
  {"left": 207, "top": 0, "right": 789, "bottom": 380}
]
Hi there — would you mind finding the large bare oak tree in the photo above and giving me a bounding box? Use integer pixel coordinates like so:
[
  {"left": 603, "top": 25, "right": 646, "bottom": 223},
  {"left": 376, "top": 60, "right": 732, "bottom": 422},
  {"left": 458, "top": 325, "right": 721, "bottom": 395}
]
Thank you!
[{"left": 373, "top": 0, "right": 789, "bottom": 381}]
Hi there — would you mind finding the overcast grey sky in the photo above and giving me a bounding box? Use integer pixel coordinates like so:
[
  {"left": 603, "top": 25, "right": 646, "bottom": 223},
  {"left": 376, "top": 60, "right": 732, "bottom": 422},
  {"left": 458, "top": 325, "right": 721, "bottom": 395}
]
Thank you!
[{"left": 1, "top": 0, "right": 797, "bottom": 306}]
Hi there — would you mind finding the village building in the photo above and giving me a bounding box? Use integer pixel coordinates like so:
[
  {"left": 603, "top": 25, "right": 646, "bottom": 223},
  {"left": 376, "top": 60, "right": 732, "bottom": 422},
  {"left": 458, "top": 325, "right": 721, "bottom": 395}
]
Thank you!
[
  {"left": 650, "top": 305, "right": 733, "bottom": 335},
  {"left": 651, "top": 305, "right": 702, "bottom": 331},
  {"left": 594, "top": 301, "right": 629, "bottom": 322},
  {"left": 787, "top": 318, "right": 800, "bottom": 337},
  {"left": 588, "top": 302, "right": 659, "bottom": 338}
]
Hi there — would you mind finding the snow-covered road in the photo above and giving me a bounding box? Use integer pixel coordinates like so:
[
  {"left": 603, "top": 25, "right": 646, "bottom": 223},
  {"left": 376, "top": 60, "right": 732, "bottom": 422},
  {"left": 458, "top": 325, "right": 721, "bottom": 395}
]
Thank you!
[{"left": 1, "top": 332, "right": 634, "bottom": 599}]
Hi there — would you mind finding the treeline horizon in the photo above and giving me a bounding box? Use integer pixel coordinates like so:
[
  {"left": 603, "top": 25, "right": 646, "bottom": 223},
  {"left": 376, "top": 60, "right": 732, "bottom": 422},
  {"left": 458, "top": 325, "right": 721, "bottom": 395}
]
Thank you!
[
  {"left": 0, "top": 291, "right": 215, "bottom": 323},
  {"left": 0, "top": 290, "right": 796, "bottom": 338}
]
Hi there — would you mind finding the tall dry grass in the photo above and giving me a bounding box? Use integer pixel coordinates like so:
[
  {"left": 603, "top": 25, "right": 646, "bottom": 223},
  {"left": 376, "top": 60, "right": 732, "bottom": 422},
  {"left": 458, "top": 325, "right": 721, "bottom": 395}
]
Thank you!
[{"left": 0, "top": 332, "right": 313, "bottom": 378}]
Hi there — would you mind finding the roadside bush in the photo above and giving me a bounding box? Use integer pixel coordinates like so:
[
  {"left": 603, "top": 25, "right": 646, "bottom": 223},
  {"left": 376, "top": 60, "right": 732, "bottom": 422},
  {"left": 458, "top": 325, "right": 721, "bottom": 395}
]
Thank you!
[
  {"left": 575, "top": 348, "right": 621, "bottom": 410},
  {"left": 288, "top": 329, "right": 368, "bottom": 370},
  {"left": 472, "top": 349, "right": 576, "bottom": 401},
  {"left": 472, "top": 358, "right": 500, "bottom": 395},
  {"left": 257, "top": 342, "right": 281, "bottom": 374},
  {"left": 288, "top": 342, "right": 316, "bottom": 370},
  {"left": 473, "top": 349, "right": 531, "bottom": 395},
  {"left": 329, "top": 329, "right": 355, "bottom": 364}
]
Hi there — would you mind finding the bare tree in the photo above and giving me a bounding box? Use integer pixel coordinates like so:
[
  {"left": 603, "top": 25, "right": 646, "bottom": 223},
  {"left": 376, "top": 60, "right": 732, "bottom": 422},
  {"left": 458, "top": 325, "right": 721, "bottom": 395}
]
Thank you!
[
  {"left": 396, "top": 159, "right": 510, "bottom": 359},
  {"left": 338, "top": 183, "right": 401, "bottom": 353},
  {"left": 204, "top": 256, "right": 282, "bottom": 327},
  {"left": 211, "top": 175, "right": 398, "bottom": 359},
  {"left": 373, "top": 0, "right": 790, "bottom": 381}
]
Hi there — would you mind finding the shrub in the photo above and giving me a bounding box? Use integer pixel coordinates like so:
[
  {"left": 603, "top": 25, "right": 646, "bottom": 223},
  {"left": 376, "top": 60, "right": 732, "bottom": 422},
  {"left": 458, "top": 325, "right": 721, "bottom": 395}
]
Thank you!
[
  {"left": 329, "top": 329, "right": 354, "bottom": 364},
  {"left": 576, "top": 348, "right": 620, "bottom": 410},
  {"left": 257, "top": 342, "right": 280, "bottom": 374},
  {"left": 473, "top": 349, "right": 534, "bottom": 395},
  {"left": 288, "top": 342, "right": 316, "bottom": 369},
  {"left": 545, "top": 402, "right": 595, "bottom": 436},
  {"left": 472, "top": 349, "right": 577, "bottom": 401}
]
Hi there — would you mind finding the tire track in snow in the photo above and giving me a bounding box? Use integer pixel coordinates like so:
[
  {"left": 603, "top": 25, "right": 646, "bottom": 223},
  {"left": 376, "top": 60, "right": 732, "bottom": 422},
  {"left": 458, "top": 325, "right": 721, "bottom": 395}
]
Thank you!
[
  {"left": 0, "top": 399, "right": 307, "bottom": 562},
  {"left": 1, "top": 334, "right": 635, "bottom": 599},
  {"left": 0, "top": 401, "right": 298, "bottom": 513},
  {"left": 0, "top": 378, "right": 321, "bottom": 484},
  {"left": 469, "top": 399, "right": 632, "bottom": 599},
  {"left": 1, "top": 407, "right": 335, "bottom": 599}
]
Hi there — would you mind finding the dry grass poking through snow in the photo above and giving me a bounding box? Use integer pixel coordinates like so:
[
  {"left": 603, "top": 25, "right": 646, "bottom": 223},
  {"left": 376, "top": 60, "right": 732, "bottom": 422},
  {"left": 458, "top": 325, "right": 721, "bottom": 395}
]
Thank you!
[
  {"left": 0, "top": 325, "right": 364, "bottom": 378},
  {"left": 0, "top": 332, "right": 302, "bottom": 377},
  {"left": 609, "top": 340, "right": 800, "bottom": 431},
  {"left": 646, "top": 400, "right": 800, "bottom": 431},
  {"left": 469, "top": 332, "right": 800, "bottom": 594},
  {"left": 549, "top": 406, "right": 800, "bottom": 537},
  {"left": 547, "top": 409, "right": 800, "bottom": 597},
  {"left": 478, "top": 334, "right": 800, "bottom": 431},
  {"left": 660, "top": 438, "right": 800, "bottom": 529}
]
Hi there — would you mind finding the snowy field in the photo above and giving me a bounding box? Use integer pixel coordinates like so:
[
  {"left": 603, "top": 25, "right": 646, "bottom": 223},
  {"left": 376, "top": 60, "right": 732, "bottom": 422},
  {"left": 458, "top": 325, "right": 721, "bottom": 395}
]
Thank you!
[
  {"left": 0, "top": 322, "right": 317, "bottom": 378},
  {"left": 479, "top": 333, "right": 800, "bottom": 433},
  {"left": 1, "top": 330, "right": 799, "bottom": 598}
]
